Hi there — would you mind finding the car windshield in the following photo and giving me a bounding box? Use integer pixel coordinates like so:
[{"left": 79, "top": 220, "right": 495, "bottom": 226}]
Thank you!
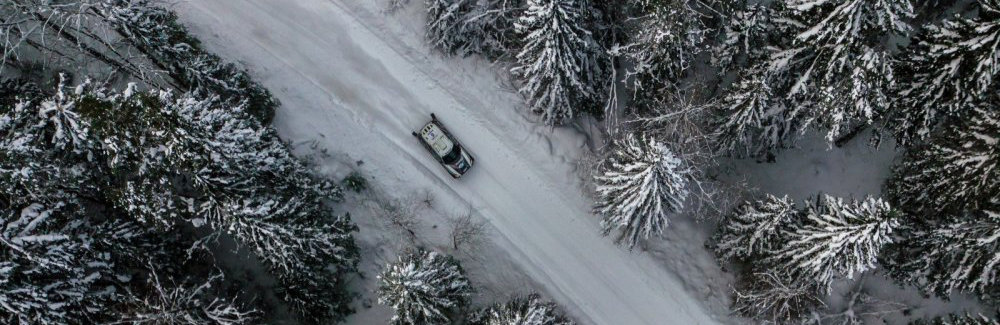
[{"left": 442, "top": 146, "right": 461, "bottom": 164}]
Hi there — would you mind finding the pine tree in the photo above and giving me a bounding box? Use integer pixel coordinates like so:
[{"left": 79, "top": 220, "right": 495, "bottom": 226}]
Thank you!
[
  {"left": 463, "top": 0, "right": 526, "bottom": 59},
  {"left": 595, "top": 133, "right": 690, "bottom": 249},
  {"left": 1, "top": 78, "right": 359, "bottom": 323},
  {"left": 0, "top": 79, "right": 134, "bottom": 324},
  {"left": 776, "top": 0, "right": 914, "bottom": 143},
  {"left": 712, "top": 2, "right": 791, "bottom": 76},
  {"left": 714, "top": 71, "right": 807, "bottom": 158},
  {"left": 377, "top": 250, "right": 473, "bottom": 325},
  {"left": 512, "top": 0, "right": 603, "bottom": 125},
  {"left": 4, "top": 0, "right": 278, "bottom": 122},
  {"left": 3, "top": 1, "right": 362, "bottom": 320},
  {"left": 911, "top": 314, "right": 1000, "bottom": 325},
  {"left": 0, "top": 203, "right": 114, "bottom": 324},
  {"left": 888, "top": 104, "right": 1000, "bottom": 217},
  {"left": 278, "top": 261, "right": 356, "bottom": 324},
  {"left": 470, "top": 294, "right": 574, "bottom": 325},
  {"left": 893, "top": 0, "right": 1000, "bottom": 144},
  {"left": 620, "top": 0, "right": 708, "bottom": 90},
  {"left": 769, "top": 195, "right": 897, "bottom": 292},
  {"left": 884, "top": 210, "right": 1000, "bottom": 302},
  {"left": 713, "top": 194, "right": 797, "bottom": 262},
  {"left": 710, "top": 2, "right": 810, "bottom": 158},
  {"left": 100, "top": 0, "right": 279, "bottom": 123},
  {"left": 426, "top": 0, "right": 476, "bottom": 55},
  {"left": 175, "top": 93, "right": 359, "bottom": 323}
]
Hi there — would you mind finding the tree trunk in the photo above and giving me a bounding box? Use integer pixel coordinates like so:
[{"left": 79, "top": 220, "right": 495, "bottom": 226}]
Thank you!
[{"left": 834, "top": 124, "right": 867, "bottom": 148}]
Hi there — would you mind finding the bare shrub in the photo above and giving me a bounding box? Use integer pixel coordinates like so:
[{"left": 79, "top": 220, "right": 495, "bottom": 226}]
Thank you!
[
  {"left": 810, "top": 280, "right": 907, "bottom": 325},
  {"left": 367, "top": 196, "right": 422, "bottom": 241},
  {"left": 732, "top": 272, "right": 824, "bottom": 323},
  {"left": 416, "top": 188, "right": 435, "bottom": 209},
  {"left": 447, "top": 210, "right": 488, "bottom": 251}
]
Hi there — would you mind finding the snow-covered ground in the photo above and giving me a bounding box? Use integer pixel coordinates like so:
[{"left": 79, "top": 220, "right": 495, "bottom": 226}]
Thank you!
[{"left": 175, "top": 1, "right": 731, "bottom": 324}]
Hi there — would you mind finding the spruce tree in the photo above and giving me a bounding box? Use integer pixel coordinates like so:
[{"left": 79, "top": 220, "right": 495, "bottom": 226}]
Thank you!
[
  {"left": 712, "top": 2, "right": 790, "bottom": 76},
  {"left": 1, "top": 78, "right": 358, "bottom": 323},
  {"left": 713, "top": 194, "right": 797, "bottom": 262},
  {"left": 175, "top": 92, "right": 359, "bottom": 323},
  {"left": 621, "top": 0, "right": 708, "bottom": 90},
  {"left": 426, "top": 0, "right": 476, "bottom": 55},
  {"left": 769, "top": 195, "right": 897, "bottom": 292},
  {"left": 3, "top": 1, "right": 361, "bottom": 321},
  {"left": 714, "top": 72, "right": 806, "bottom": 158},
  {"left": 710, "top": 1, "right": 809, "bottom": 158},
  {"left": 0, "top": 203, "right": 113, "bottom": 324},
  {"left": 377, "top": 250, "right": 473, "bottom": 325},
  {"left": 512, "top": 0, "right": 603, "bottom": 125},
  {"left": 888, "top": 105, "right": 1000, "bottom": 216},
  {"left": 884, "top": 210, "right": 1000, "bottom": 302},
  {"left": 0, "top": 79, "right": 176, "bottom": 324},
  {"left": 470, "top": 294, "right": 574, "bottom": 325},
  {"left": 595, "top": 133, "right": 690, "bottom": 249},
  {"left": 893, "top": 0, "right": 1000, "bottom": 144},
  {"left": 463, "top": 0, "right": 526, "bottom": 59},
  {"left": 100, "top": 0, "right": 279, "bottom": 123},
  {"left": 777, "top": 0, "right": 914, "bottom": 143}
]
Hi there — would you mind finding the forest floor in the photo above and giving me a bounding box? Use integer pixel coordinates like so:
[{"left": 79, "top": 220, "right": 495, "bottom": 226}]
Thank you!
[{"left": 173, "top": 0, "right": 988, "bottom": 324}]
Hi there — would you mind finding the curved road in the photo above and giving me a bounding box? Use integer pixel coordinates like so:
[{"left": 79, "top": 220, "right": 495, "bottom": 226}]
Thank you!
[{"left": 176, "top": 1, "right": 722, "bottom": 324}]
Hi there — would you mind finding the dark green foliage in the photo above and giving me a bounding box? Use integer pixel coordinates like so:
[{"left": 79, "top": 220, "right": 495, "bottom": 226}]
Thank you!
[
  {"left": 0, "top": 203, "right": 114, "bottom": 324},
  {"left": 883, "top": 210, "right": 1000, "bottom": 302},
  {"left": 426, "top": 0, "right": 477, "bottom": 56},
  {"left": 620, "top": 0, "right": 709, "bottom": 92},
  {"left": 104, "top": 0, "right": 278, "bottom": 124},
  {"left": 425, "top": 0, "right": 526, "bottom": 59},
  {"left": 888, "top": 105, "right": 1000, "bottom": 217},
  {"left": 0, "top": 79, "right": 41, "bottom": 109},
  {"left": 766, "top": 195, "right": 897, "bottom": 293},
  {"left": 0, "top": 80, "right": 244, "bottom": 324},
  {"left": 0, "top": 79, "right": 358, "bottom": 323},
  {"left": 712, "top": 0, "right": 917, "bottom": 154},
  {"left": 465, "top": 0, "right": 526, "bottom": 59},
  {"left": 342, "top": 171, "right": 369, "bottom": 192},
  {"left": 892, "top": 0, "right": 1000, "bottom": 144},
  {"left": 714, "top": 194, "right": 898, "bottom": 324},
  {"left": 713, "top": 194, "right": 796, "bottom": 262},
  {"left": 715, "top": 195, "right": 896, "bottom": 293},
  {"left": 278, "top": 257, "right": 357, "bottom": 324}
]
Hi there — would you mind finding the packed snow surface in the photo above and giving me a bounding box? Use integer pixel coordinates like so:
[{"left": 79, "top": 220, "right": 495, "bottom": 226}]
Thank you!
[{"left": 176, "top": 0, "right": 724, "bottom": 324}]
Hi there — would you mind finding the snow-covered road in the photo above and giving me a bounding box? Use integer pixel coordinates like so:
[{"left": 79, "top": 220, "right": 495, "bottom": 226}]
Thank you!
[{"left": 176, "top": 1, "right": 722, "bottom": 324}]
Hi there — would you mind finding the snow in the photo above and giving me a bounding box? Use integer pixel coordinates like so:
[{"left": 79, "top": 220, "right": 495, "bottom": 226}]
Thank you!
[
  {"left": 173, "top": 0, "right": 729, "bottom": 324},
  {"left": 721, "top": 130, "right": 900, "bottom": 201}
]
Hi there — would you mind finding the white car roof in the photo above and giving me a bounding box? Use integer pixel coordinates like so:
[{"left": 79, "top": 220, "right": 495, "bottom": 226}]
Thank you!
[{"left": 420, "top": 123, "right": 454, "bottom": 157}]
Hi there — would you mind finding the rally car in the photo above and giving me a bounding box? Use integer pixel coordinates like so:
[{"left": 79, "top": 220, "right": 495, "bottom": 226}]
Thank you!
[{"left": 412, "top": 113, "right": 475, "bottom": 178}]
